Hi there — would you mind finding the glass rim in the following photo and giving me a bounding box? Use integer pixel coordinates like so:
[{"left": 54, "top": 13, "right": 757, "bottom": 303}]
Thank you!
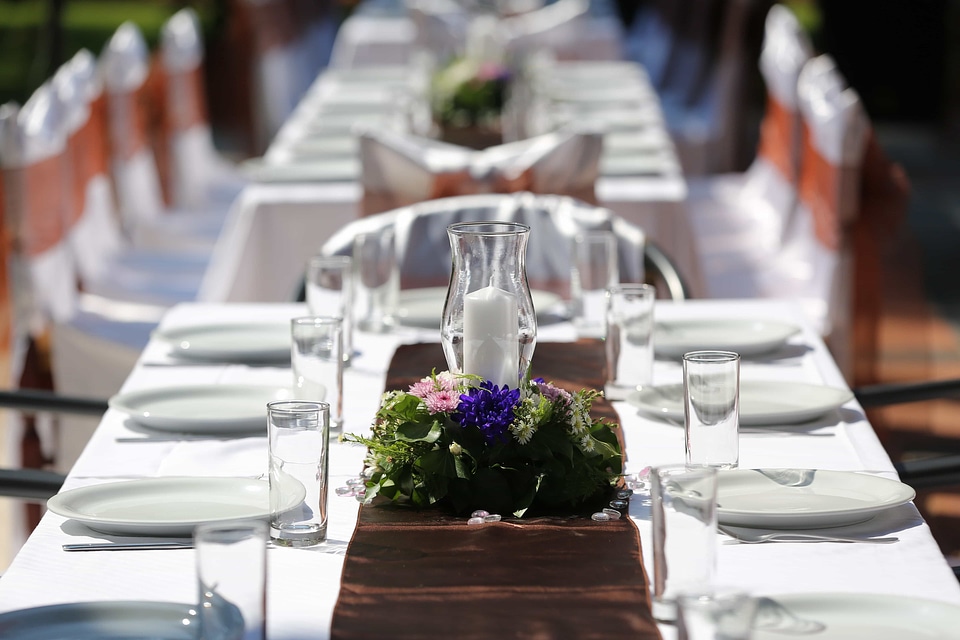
[
  {"left": 308, "top": 254, "right": 352, "bottom": 267},
  {"left": 447, "top": 221, "right": 531, "bottom": 237},
  {"left": 194, "top": 519, "right": 269, "bottom": 539},
  {"left": 267, "top": 400, "right": 330, "bottom": 414},
  {"left": 651, "top": 463, "right": 719, "bottom": 479},
  {"left": 291, "top": 315, "right": 344, "bottom": 326},
  {"left": 607, "top": 283, "right": 656, "bottom": 296},
  {"left": 682, "top": 350, "right": 740, "bottom": 363}
]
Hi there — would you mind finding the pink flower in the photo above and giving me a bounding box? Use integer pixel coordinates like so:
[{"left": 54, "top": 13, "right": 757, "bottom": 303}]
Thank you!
[
  {"left": 409, "top": 378, "right": 436, "bottom": 399},
  {"left": 436, "top": 371, "right": 460, "bottom": 392},
  {"left": 424, "top": 390, "right": 460, "bottom": 414}
]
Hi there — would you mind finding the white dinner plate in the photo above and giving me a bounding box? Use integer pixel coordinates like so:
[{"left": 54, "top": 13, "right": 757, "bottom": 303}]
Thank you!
[
  {"left": 0, "top": 601, "right": 207, "bottom": 639},
  {"left": 395, "top": 287, "right": 564, "bottom": 328},
  {"left": 109, "top": 385, "right": 298, "bottom": 434},
  {"left": 47, "top": 476, "right": 305, "bottom": 536},
  {"left": 716, "top": 469, "right": 915, "bottom": 529},
  {"left": 753, "top": 593, "right": 960, "bottom": 640},
  {"left": 157, "top": 322, "right": 291, "bottom": 363},
  {"left": 655, "top": 319, "right": 802, "bottom": 358},
  {"left": 627, "top": 380, "right": 854, "bottom": 426}
]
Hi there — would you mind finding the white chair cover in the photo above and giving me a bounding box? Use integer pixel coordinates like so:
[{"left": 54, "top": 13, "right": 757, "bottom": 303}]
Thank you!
[
  {"left": 55, "top": 52, "right": 207, "bottom": 308},
  {"left": 160, "top": 8, "right": 245, "bottom": 211},
  {"left": 359, "top": 128, "right": 602, "bottom": 215},
  {"left": 1, "top": 87, "right": 150, "bottom": 477},
  {"left": 322, "top": 192, "right": 645, "bottom": 296},
  {"left": 100, "top": 22, "right": 223, "bottom": 251},
  {"left": 772, "top": 54, "right": 869, "bottom": 369}
]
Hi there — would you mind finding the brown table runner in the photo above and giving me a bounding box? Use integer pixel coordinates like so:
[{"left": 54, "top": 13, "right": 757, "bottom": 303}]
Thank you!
[{"left": 330, "top": 341, "right": 661, "bottom": 639}]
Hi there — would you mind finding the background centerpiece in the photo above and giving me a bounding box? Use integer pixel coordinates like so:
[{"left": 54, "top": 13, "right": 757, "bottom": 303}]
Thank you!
[
  {"left": 429, "top": 16, "right": 510, "bottom": 149},
  {"left": 346, "top": 222, "right": 622, "bottom": 517}
]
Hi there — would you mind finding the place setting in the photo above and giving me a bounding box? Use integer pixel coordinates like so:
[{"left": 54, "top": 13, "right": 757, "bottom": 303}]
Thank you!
[
  {"left": 150, "top": 321, "right": 293, "bottom": 366},
  {"left": 653, "top": 317, "right": 806, "bottom": 360}
]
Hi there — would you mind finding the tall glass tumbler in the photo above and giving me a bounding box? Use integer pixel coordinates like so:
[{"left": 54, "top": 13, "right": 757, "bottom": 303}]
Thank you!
[
  {"left": 604, "top": 283, "right": 656, "bottom": 401},
  {"left": 268, "top": 400, "right": 330, "bottom": 547},
  {"left": 651, "top": 464, "right": 719, "bottom": 622},
  {"left": 570, "top": 230, "right": 619, "bottom": 338},
  {"left": 291, "top": 316, "right": 343, "bottom": 430},
  {"left": 683, "top": 351, "right": 740, "bottom": 469},
  {"left": 353, "top": 228, "right": 398, "bottom": 333},
  {"left": 306, "top": 254, "right": 354, "bottom": 364},
  {"left": 195, "top": 520, "right": 268, "bottom": 640}
]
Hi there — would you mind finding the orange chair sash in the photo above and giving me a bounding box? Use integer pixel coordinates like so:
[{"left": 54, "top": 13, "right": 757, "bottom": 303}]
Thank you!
[
  {"left": 756, "top": 93, "right": 799, "bottom": 183},
  {"left": 3, "top": 156, "right": 67, "bottom": 257}
]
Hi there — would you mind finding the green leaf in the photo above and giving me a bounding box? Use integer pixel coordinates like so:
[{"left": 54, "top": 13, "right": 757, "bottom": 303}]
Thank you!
[
  {"left": 418, "top": 449, "right": 458, "bottom": 478},
  {"left": 453, "top": 453, "right": 472, "bottom": 479},
  {"left": 470, "top": 467, "right": 515, "bottom": 515},
  {"left": 396, "top": 420, "right": 442, "bottom": 443}
]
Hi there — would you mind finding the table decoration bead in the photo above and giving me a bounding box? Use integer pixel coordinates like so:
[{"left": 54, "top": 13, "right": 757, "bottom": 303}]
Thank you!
[{"left": 344, "top": 369, "right": 622, "bottom": 517}]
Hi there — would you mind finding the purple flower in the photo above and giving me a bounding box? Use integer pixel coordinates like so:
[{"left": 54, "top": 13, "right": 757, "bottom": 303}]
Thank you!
[
  {"left": 454, "top": 381, "right": 520, "bottom": 444},
  {"left": 534, "top": 378, "right": 572, "bottom": 406}
]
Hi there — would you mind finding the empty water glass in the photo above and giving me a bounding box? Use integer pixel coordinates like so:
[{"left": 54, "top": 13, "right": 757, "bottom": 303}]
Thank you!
[
  {"left": 571, "top": 230, "right": 619, "bottom": 338},
  {"left": 194, "top": 520, "right": 267, "bottom": 640},
  {"left": 353, "top": 228, "right": 398, "bottom": 333},
  {"left": 268, "top": 400, "right": 330, "bottom": 547},
  {"left": 306, "top": 254, "right": 354, "bottom": 364},
  {"left": 683, "top": 351, "right": 740, "bottom": 469},
  {"left": 677, "top": 588, "right": 758, "bottom": 640},
  {"left": 651, "top": 464, "right": 718, "bottom": 622},
  {"left": 604, "top": 283, "right": 656, "bottom": 401},
  {"left": 291, "top": 316, "right": 343, "bottom": 430}
]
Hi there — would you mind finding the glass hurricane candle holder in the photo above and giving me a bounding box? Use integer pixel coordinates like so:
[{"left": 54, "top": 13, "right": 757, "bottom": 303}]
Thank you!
[{"left": 440, "top": 221, "right": 536, "bottom": 389}]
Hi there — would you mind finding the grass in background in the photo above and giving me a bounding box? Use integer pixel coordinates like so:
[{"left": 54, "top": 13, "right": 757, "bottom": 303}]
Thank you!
[{"left": 0, "top": 0, "right": 219, "bottom": 105}]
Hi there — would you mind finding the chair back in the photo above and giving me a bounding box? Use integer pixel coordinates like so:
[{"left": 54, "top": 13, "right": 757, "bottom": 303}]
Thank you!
[
  {"left": 53, "top": 52, "right": 125, "bottom": 286},
  {"left": 323, "top": 192, "right": 645, "bottom": 298},
  {"left": 100, "top": 22, "right": 167, "bottom": 230},
  {"left": 794, "top": 54, "right": 871, "bottom": 375},
  {"left": 359, "top": 128, "right": 602, "bottom": 216},
  {"left": 753, "top": 4, "right": 814, "bottom": 189},
  {"left": 159, "top": 8, "right": 216, "bottom": 210},
  {"left": 1, "top": 89, "right": 79, "bottom": 325}
]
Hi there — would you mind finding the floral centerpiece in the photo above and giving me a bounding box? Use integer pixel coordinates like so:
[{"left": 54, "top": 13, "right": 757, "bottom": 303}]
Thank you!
[
  {"left": 430, "top": 56, "right": 509, "bottom": 149},
  {"left": 345, "top": 370, "right": 622, "bottom": 518}
]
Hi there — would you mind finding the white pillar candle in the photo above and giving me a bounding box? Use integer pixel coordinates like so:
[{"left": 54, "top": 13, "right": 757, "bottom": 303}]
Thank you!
[{"left": 463, "top": 285, "right": 519, "bottom": 388}]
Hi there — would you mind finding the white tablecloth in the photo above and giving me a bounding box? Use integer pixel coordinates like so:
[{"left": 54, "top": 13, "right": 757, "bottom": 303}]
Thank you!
[
  {"left": 2, "top": 299, "right": 958, "bottom": 639},
  {"left": 200, "top": 59, "right": 702, "bottom": 303}
]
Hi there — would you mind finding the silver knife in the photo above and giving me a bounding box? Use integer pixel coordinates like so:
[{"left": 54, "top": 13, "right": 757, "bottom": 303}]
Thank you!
[{"left": 62, "top": 541, "right": 194, "bottom": 551}]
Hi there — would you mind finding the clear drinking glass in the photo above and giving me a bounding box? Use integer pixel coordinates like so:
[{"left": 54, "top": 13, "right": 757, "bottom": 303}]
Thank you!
[
  {"left": 306, "top": 254, "right": 354, "bottom": 364},
  {"left": 604, "top": 283, "right": 656, "bottom": 401},
  {"left": 677, "top": 588, "right": 758, "bottom": 640},
  {"left": 194, "top": 520, "right": 268, "bottom": 640},
  {"left": 352, "top": 228, "right": 398, "bottom": 333},
  {"left": 571, "top": 230, "right": 619, "bottom": 338},
  {"left": 683, "top": 350, "right": 740, "bottom": 469},
  {"left": 651, "top": 464, "right": 719, "bottom": 622},
  {"left": 291, "top": 316, "right": 343, "bottom": 430},
  {"left": 268, "top": 400, "right": 330, "bottom": 547}
]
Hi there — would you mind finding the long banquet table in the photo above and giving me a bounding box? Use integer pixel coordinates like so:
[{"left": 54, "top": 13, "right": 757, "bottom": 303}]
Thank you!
[
  {"left": 1, "top": 299, "right": 959, "bottom": 638},
  {"left": 197, "top": 57, "right": 704, "bottom": 304}
]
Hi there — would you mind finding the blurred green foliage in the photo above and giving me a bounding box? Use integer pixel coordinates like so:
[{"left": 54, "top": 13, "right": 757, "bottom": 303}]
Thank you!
[{"left": 0, "top": 0, "right": 222, "bottom": 106}]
